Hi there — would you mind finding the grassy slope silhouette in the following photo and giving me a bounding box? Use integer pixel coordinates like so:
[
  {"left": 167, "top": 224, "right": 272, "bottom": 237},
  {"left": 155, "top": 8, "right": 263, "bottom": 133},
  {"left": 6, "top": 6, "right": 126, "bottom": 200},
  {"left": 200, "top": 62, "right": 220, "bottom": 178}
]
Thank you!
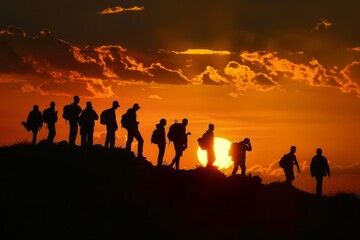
[{"left": 1, "top": 141, "right": 359, "bottom": 239}]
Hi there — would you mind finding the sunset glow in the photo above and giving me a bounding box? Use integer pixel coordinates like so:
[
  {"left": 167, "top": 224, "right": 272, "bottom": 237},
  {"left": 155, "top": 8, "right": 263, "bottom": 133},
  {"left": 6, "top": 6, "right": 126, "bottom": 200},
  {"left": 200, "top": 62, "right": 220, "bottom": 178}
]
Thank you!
[
  {"left": 197, "top": 137, "right": 233, "bottom": 169},
  {"left": 0, "top": 1, "right": 360, "bottom": 195}
]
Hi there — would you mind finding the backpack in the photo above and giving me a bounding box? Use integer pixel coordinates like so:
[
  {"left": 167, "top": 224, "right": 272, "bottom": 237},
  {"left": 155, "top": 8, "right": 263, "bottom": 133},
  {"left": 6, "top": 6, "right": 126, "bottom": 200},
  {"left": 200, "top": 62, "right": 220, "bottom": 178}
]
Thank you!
[
  {"left": 100, "top": 109, "right": 110, "bottom": 125},
  {"left": 42, "top": 108, "right": 52, "bottom": 124},
  {"left": 279, "top": 154, "right": 289, "bottom": 168},
  {"left": 121, "top": 111, "right": 131, "bottom": 129},
  {"left": 167, "top": 122, "right": 181, "bottom": 142},
  {"left": 197, "top": 137, "right": 207, "bottom": 150},
  {"left": 151, "top": 128, "right": 160, "bottom": 144},
  {"left": 62, "top": 104, "right": 71, "bottom": 120},
  {"left": 197, "top": 132, "right": 210, "bottom": 150}
]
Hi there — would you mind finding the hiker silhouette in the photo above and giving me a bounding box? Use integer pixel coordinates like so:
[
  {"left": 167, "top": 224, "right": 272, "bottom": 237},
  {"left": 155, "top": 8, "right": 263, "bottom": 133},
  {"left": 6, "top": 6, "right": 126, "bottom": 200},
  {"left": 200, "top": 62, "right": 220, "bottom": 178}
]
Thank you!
[
  {"left": 279, "top": 146, "right": 300, "bottom": 185},
  {"left": 310, "top": 148, "right": 330, "bottom": 196},
  {"left": 229, "top": 137, "right": 252, "bottom": 176},
  {"left": 42, "top": 101, "right": 58, "bottom": 143},
  {"left": 124, "top": 104, "right": 145, "bottom": 159},
  {"left": 79, "top": 101, "right": 99, "bottom": 147},
  {"left": 103, "top": 101, "right": 120, "bottom": 149},
  {"left": 200, "top": 123, "right": 215, "bottom": 168},
  {"left": 153, "top": 118, "right": 167, "bottom": 167},
  {"left": 63, "top": 95, "right": 82, "bottom": 145},
  {"left": 21, "top": 105, "right": 43, "bottom": 145},
  {"left": 169, "top": 118, "right": 191, "bottom": 170}
]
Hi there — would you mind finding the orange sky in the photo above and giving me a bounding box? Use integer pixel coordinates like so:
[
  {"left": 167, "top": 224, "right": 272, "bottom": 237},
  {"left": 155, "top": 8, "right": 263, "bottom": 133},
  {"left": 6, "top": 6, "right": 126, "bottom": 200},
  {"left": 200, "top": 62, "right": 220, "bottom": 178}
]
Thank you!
[{"left": 0, "top": 1, "right": 360, "bottom": 195}]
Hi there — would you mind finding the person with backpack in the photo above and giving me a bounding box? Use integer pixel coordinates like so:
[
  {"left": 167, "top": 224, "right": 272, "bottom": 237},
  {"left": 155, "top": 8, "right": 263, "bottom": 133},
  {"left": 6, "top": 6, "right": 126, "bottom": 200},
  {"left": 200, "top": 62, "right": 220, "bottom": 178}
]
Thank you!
[
  {"left": 152, "top": 118, "right": 167, "bottom": 167},
  {"left": 21, "top": 105, "right": 43, "bottom": 145},
  {"left": 42, "top": 101, "right": 58, "bottom": 143},
  {"left": 229, "top": 137, "right": 252, "bottom": 176},
  {"left": 78, "top": 101, "right": 98, "bottom": 147},
  {"left": 168, "top": 118, "right": 191, "bottom": 170},
  {"left": 123, "top": 103, "right": 145, "bottom": 159},
  {"left": 63, "top": 95, "right": 82, "bottom": 146},
  {"left": 102, "top": 101, "right": 120, "bottom": 149},
  {"left": 279, "top": 146, "right": 301, "bottom": 185},
  {"left": 198, "top": 123, "right": 215, "bottom": 168},
  {"left": 310, "top": 148, "right": 330, "bottom": 196}
]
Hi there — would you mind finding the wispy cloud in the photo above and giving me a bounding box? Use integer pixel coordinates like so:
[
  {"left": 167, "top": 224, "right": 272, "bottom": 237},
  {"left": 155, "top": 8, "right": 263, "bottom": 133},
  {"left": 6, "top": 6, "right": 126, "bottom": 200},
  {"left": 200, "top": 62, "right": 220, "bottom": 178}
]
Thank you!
[
  {"left": 166, "top": 49, "right": 231, "bottom": 55},
  {"left": 314, "top": 18, "right": 332, "bottom": 30},
  {"left": 148, "top": 95, "right": 162, "bottom": 100},
  {"left": 98, "top": 6, "right": 144, "bottom": 15},
  {"left": 348, "top": 47, "right": 360, "bottom": 52}
]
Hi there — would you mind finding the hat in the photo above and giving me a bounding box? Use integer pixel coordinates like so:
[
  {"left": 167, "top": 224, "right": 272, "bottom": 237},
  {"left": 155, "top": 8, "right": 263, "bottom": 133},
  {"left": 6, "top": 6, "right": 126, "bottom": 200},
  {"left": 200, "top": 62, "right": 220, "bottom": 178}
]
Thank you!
[
  {"left": 113, "top": 101, "right": 120, "bottom": 107},
  {"left": 133, "top": 103, "right": 140, "bottom": 109}
]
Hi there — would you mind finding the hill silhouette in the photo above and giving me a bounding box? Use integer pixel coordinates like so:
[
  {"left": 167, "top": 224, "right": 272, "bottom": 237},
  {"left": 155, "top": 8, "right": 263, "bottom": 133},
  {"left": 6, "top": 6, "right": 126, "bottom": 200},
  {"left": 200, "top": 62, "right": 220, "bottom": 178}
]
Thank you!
[{"left": 1, "top": 142, "right": 359, "bottom": 239}]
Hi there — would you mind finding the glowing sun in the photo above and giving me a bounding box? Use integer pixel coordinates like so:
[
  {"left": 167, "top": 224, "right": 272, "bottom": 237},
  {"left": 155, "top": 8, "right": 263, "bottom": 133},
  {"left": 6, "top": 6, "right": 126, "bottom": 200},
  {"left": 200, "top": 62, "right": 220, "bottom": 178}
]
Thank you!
[{"left": 197, "top": 137, "right": 233, "bottom": 169}]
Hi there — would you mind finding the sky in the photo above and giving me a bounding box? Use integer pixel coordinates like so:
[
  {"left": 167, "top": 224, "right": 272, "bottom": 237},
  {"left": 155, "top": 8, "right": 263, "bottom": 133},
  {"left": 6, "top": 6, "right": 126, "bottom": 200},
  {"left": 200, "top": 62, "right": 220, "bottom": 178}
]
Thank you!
[{"left": 0, "top": 0, "right": 360, "bottom": 195}]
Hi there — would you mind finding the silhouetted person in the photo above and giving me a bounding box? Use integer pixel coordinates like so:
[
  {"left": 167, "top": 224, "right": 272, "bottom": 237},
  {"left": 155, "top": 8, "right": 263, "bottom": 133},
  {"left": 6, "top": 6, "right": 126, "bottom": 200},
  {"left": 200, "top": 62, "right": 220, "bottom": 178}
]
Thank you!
[
  {"left": 230, "top": 138, "right": 252, "bottom": 176},
  {"left": 22, "top": 105, "right": 43, "bottom": 145},
  {"left": 104, "top": 101, "right": 120, "bottom": 149},
  {"left": 64, "top": 95, "right": 82, "bottom": 145},
  {"left": 42, "top": 101, "right": 58, "bottom": 143},
  {"left": 279, "top": 146, "right": 300, "bottom": 185},
  {"left": 169, "top": 118, "right": 191, "bottom": 170},
  {"left": 202, "top": 123, "right": 215, "bottom": 168},
  {"left": 155, "top": 118, "right": 167, "bottom": 167},
  {"left": 124, "top": 104, "right": 145, "bottom": 159},
  {"left": 310, "top": 148, "right": 330, "bottom": 196},
  {"left": 79, "top": 101, "right": 98, "bottom": 147}
]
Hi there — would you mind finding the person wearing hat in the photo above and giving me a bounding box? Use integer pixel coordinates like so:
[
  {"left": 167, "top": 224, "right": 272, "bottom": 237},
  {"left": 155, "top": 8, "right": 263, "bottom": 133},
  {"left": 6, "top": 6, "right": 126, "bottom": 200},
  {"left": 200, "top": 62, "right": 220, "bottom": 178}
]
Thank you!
[
  {"left": 124, "top": 103, "right": 145, "bottom": 159},
  {"left": 103, "top": 100, "right": 120, "bottom": 149}
]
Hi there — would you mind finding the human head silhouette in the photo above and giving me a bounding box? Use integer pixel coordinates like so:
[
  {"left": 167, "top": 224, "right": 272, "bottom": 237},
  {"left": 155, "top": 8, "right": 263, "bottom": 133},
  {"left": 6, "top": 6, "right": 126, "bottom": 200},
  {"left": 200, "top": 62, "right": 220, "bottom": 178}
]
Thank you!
[
  {"left": 290, "top": 146, "right": 296, "bottom": 154},
  {"left": 73, "top": 95, "right": 80, "bottom": 104},
  {"left": 86, "top": 101, "right": 92, "bottom": 109},
  {"left": 316, "top": 148, "right": 322, "bottom": 155},
  {"left": 133, "top": 103, "right": 140, "bottom": 110},
  {"left": 50, "top": 101, "right": 55, "bottom": 108},
  {"left": 112, "top": 101, "right": 120, "bottom": 109},
  {"left": 244, "top": 138, "right": 250, "bottom": 144},
  {"left": 160, "top": 118, "right": 167, "bottom": 126},
  {"left": 209, "top": 123, "right": 214, "bottom": 131},
  {"left": 182, "top": 118, "right": 188, "bottom": 126},
  {"left": 33, "top": 105, "right": 39, "bottom": 111}
]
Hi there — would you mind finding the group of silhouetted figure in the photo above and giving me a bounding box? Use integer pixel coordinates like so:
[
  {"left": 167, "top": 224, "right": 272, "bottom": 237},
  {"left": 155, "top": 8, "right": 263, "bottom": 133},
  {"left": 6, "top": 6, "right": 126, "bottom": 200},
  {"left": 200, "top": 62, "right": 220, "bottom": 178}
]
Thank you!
[{"left": 22, "top": 95, "right": 331, "bottom": 196}]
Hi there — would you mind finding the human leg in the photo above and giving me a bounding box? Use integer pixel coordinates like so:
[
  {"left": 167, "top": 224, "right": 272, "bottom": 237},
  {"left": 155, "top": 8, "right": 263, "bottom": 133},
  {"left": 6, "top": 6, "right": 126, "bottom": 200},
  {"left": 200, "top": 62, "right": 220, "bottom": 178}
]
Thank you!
[
  {"left": 316, "top": 176, "right": 323, "bottom": 196},
  {"left": 133, "top": 130, "right": 144, "bottom": 158},
  {"left": 125, "top": 130, "right": 134, "bottom": 152}
]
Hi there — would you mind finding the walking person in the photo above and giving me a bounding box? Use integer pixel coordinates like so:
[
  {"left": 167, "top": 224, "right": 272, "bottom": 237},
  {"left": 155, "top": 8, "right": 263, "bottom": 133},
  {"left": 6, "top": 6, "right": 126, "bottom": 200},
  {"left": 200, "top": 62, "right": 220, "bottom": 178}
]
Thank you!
[
  {"left": 279, "top": 146, "right": 301, "bottom": 185},
  {"left": 122, "top": 104, "right": 145, "bottom": 159},
  {"left": 168, "top": 118, "right": 191, "bottom": 170},
  {"left": 229, "top": 137, "right": 252, "bottom": 176},
  {"left": 152, "top": 118, "right": 167, "bottom": 167},
  {"left": 78, "top": 101, "right": 98, "bottom": 147},
  {"left": 198, "top": 123, "right": 215, "bottom": 168},
  {"left": 63, "top": 95, "right": 82, "bottom": 145},
  {"left": 21, "top": 105, "right": 43, "bottom": 145},
  {"left": 42, "top": 101, "right": 58, "bottom": 143},
  {"left": 310, "top": 148, "right": 330, "bottom": 196},
  {"left": 101, "top": 101, "right": 120, "bottom": 149}
]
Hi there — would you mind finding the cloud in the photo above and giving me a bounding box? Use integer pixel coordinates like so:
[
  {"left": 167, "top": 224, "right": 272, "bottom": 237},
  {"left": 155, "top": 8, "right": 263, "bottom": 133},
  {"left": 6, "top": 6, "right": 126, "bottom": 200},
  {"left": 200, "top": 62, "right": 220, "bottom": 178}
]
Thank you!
[
  {"left": 167, "top": 49, "right": 232, "bottom": 55},
  {"left": 238, "top": 51, "right": 360, "bottom": 95},
  {"left": 99, "top": 6, "right": 144, "bottom": 15},
  {"left": 314, "top": 18, "right": 332, "bottom": 30},
  {"left": 349, "top": 47, "right": 360, "bottom": 52},
  {"left": 192, "top": 66, "right": 231, "bottom": 85},
  {"left": 148, "top": 95, "right": 162, "bottom": 100},
  {"left": 1, "top": 27, "right": 360, "bottom": 97}
]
